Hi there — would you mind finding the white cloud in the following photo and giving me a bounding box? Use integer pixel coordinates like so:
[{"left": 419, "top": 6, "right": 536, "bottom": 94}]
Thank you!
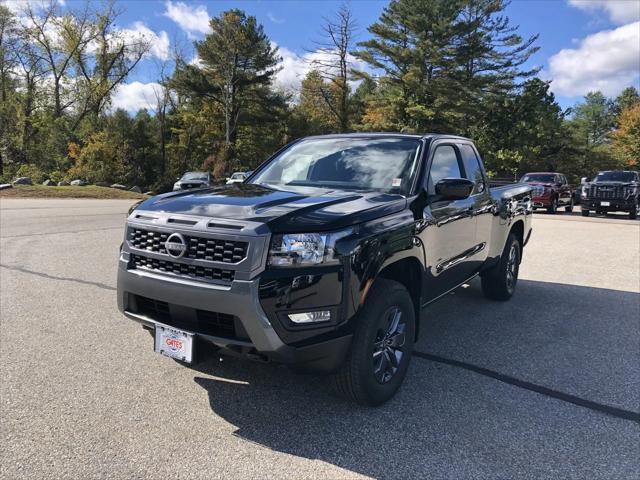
[
  {"left": 111, "top": 81, "right": 163, "bottom": 112},
  {"left": 163, "top": 1, "right": 210, "bottom": 37},
  {"left": 546, "top": 21, "right": 640, "bottom": 97},
  {"left": 1, "top": 0, "right": 64, "bottom": 13},
  {"left": 274, "top": 44, "right": 366, "bottom": 94},
  {"left": 568, "top": 0, "right": 640, "bottom": 25},
  {"left": 267, "top": 12, "right": 285, "bottom": 24},
  {"left": 119, "top": 22, "right": 170, "bottom": 61}
]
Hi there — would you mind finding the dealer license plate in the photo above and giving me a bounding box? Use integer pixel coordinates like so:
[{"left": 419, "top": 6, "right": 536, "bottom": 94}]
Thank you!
[
  {"left": 600, "top": 201, "right": 610, "bottom": 206},
  {"left": 154, "top": 324, "right": 194, "bottom": 363}
]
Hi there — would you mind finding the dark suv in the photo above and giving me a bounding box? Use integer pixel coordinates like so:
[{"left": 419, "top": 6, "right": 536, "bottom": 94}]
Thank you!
[
  {"left": 519, "top": 172, "right": 574, "bottom": 214},
  {"left": 581, "top": 170, "right": 640, "bottom": 219}
]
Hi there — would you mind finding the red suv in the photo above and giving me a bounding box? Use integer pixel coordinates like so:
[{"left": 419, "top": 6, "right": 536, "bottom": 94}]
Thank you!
[{"left": 520, "top": 172, "right": 574, "bottom": 214}]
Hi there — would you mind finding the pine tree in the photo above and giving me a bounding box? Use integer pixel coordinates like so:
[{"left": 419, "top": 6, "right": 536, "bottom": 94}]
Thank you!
[{"left": 171, "top": 9, "right": 281, "bottom": 171}]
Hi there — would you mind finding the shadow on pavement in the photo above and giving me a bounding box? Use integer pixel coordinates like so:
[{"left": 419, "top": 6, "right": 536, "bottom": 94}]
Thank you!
[{"left": 190, "top": 279, "right": 639, "bottom": 479}]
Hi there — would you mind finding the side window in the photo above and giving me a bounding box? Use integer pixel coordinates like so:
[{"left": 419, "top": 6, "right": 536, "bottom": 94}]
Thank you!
[
  {"left": 459, "top": 144, "right": 485, "bottom": 193},
  {"left": 428, "top": 145, "right": 462, "bottom": 193}
]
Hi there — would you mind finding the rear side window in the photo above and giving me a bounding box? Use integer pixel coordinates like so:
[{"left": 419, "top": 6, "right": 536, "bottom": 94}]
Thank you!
[
  {"left": 459, "top": 144, "right": 485, "bottom": 193},
  {"left": 428, "top": 145, "right": 461, "bottom": 192}
]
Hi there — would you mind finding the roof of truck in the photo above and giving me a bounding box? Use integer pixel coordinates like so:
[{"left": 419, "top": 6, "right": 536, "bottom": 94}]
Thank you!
[{"left": 304, "top": 132, "right": 472, "bottom": 141}]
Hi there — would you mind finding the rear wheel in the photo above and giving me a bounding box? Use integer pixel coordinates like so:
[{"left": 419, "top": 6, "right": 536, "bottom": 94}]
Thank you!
[
  {"left": 481, "top": 233, "right": 521, "bottom": 301},
  {"left": 332, "top": 279, "right": 415, "bottom": 406},
  {"left": 547, "top": 197, "right": 558, "bottom": 214}
]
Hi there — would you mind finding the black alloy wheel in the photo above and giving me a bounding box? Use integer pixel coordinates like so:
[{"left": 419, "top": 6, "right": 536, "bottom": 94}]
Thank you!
[
  {"left": 372, "top": 307, "right": 407, "bottom": 384},
  {"left": 505, "top": 241, "right": 520, "bottom": 296},
  {"left": 332, "top": 279, "right": 415, "bottom": 406},
  {"left": 481, "top": 232, "right": 521, "bottom": 301}
]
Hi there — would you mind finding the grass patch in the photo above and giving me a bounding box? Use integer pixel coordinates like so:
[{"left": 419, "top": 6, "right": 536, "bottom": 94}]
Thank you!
[{"left": 0, "top": 184, "right": 148, "bottom": 199}]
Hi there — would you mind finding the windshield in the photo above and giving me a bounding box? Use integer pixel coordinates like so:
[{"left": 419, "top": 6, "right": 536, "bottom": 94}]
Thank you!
[
  {"left": 250, "top": 137, "right": 422, "bottom": 194},
  {"left": 521, "top": 174, "right": 556, "bottom": 183},
  {"left": 594, "top": 171, "right": 636, "bottom": 182},
  {"left": 181, "top": 172, "right": 208, "bottom": 181}
]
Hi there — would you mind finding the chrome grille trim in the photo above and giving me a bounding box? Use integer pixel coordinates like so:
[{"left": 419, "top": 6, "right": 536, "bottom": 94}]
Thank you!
[{"left": 588, "top": 185, "right": 625, "bottom": 199}]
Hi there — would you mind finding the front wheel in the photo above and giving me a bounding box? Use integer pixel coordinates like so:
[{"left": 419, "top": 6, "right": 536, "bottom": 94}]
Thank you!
[
  {"left": 630, "top": 202, "right": 639, "bottom": 220},
  {"left": 565, "top": 198, "right": 574, "bottom": 212},
  {"left": 332, "top": 279, "right": 415, "bottom": 406},
  {"left": 481, "top": 233, "right": 521, "bottom": 301},
  {"left": 581, "top": 209, "right": 590, "bottom": 217},
  {"left": 547, "top": 197, "right": 558, "bottom": 214}
]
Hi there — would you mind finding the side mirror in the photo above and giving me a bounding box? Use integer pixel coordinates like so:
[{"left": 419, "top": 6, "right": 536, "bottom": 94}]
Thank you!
[
  {"left": 580, "top": 177, "right": 588, "bottom": 184},
  {"left": 435, "top": 178, "right": 474, "bottom": 200}
]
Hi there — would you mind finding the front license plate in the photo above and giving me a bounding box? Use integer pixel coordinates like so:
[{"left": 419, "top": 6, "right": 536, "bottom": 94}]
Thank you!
[
  {"left": 600, "top": 201, "right": 610, "bottom": 206},
  {"left": 154, "top": 324, "right": 194, "bottom": 363}
]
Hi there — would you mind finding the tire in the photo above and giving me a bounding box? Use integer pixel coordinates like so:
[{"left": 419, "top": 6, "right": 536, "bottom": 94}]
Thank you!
[
  {"left": 481, "top": 233, "right": 521, "bottom": 301},
  {"left": 547, "top": 197, "right": 558, "bottom": 214},
  {"left": 581, "top": 209, "right": 590, "bottom": 217},
  {"left": 332, "top": 279, "right": 415, "bottom": 406},
  {"left": 630, "top": 202, "right": 639, "bottom": 220},
  {"left": 565, "top": 198, "right": 574, "bottom": 213}
]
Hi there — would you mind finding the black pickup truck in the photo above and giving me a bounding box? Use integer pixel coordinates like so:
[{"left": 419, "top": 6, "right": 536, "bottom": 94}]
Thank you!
[
  {"left": 118, "top": 134, "right": 533, "bottom": 405},
  {"left": 581, "top": 170, "right": 640, "bottom": 219}
]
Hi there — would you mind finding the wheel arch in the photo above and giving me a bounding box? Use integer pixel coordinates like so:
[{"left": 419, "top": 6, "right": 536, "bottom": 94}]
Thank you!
[
  {"left": 376, "top": 257, "right": 423, "bottom": 340},
  {"left": 509, "top": 220, "right": 525, "bottom": 257}
]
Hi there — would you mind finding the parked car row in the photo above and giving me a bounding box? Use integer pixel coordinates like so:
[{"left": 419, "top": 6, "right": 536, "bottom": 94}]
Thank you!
[
  {"left": 519, "top": 170, "right": 639, "bottom": 219},
  {"left": 171, "top": 167, "right": 638, "bottom": 219},
  {"left": 172, "top": 171, "right": 253, "bottom": 191}
]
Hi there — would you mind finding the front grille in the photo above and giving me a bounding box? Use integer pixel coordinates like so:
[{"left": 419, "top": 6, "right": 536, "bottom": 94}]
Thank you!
[
  {"left": 531, "top": 186, "right": 545, "bottom": 196},
  {"left": 135, "top": 296, "right": 171, "bottom": 323},
  {"left": 196, "top": 309, "right": 235, "bottom": 337},
  {"left": 132, "top": 295, "right": 238, "bottom": 338},
  {"left": 130, "top": 254, "right": 234, "bottom": 283},
  {"left": 589, "top": 185, "right": 624, "bottom": 199},
  {"left": 129, "top": 228, "right": 248, "bottom": 264}
]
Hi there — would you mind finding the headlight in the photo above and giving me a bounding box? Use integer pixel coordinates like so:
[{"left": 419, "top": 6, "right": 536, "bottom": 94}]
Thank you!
[{"left": 268, "top": 229, "right": 352, "bottom": 267}]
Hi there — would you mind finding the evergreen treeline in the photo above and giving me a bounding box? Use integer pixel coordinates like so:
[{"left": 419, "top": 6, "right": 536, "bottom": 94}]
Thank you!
[{"left": 1, "top": 1, "right": 638, "bottom": 191}]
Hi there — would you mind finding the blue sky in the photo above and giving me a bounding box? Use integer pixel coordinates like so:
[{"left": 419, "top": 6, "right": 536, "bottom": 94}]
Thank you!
[{"left": 4, "top": 0, "right": 640, "bottom": 112}]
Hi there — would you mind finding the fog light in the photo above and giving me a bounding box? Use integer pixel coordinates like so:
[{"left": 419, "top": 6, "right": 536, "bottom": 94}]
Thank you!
[{"left": 288, "top": 311, "right": 331, "bottom": 324}]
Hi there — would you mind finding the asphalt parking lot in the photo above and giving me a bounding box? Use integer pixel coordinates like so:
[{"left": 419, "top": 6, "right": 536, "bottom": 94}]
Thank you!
[{"left": 1, "top": 199, "right": 639, "bottom": 479}]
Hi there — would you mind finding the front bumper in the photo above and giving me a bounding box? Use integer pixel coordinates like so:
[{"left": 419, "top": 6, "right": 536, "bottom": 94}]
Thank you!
[
  {"left": 531, "top": 194, "right": 552, "bottom": 207},
  {"left": 117, "top": 259, "right": 352, "bottom": 373},
  {"left": 583, "top": 198, "right": 637, "bottom": 211}
]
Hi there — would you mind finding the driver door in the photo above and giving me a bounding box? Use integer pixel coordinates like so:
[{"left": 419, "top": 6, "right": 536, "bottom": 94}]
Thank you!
[{"left": 418, "top": 143, "right": 479, "bottom": 303}]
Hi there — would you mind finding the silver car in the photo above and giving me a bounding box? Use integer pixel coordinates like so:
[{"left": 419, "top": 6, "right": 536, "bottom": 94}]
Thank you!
[{"left": 173, "top": 172, "right": 212, "bottom": 191}]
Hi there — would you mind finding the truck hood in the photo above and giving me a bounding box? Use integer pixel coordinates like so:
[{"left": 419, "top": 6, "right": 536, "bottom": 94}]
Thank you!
[
  {"left": 137, "top": 183, "right": 408, "bottom": 232},
  {"left": 589, "top": 181, "right": 635, "bottom": 186},
  {"left": 525, "top": 181, "right": 554, "bottom": 187}
]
